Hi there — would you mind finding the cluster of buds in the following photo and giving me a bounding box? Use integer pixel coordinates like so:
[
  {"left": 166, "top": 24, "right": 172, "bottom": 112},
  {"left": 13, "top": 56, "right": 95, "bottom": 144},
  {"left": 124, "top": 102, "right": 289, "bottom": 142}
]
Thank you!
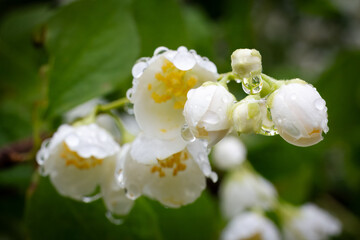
[{"left": 36, "top": 46, "right": 333, "bottom": 231}]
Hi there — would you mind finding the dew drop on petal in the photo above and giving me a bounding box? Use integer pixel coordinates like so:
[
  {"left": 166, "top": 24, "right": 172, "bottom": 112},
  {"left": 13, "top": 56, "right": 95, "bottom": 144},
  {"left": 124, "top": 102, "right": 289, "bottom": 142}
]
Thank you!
[
  {"left": 242, "top": 82, "right": 251, "bottom": 94},
  {"left": 106, "top": 211, "right": 124, "bottom": 225},
  {"left": 124, "top": 102, "right": 134, "bottom": 115},
  {"left": 222, "top": 96, "right": 230, "bottom": 103},
  {"left": 177, "top": 46, "right": 188, "bottom": 52},
  {"left": 126, "top": 89, "right": 133, "bottom": 101},
  {"left": 181, "top": 124, "right": 196, "bottom": 142},
  {"left": 235, "top": 78, "right": 242, "bottom": 84},
  {"left": 314, "top": 98, "right": 326, "bottom": 111},
  {"left": 115, "top": 170, "right": 125, "bottom": 188},
  {"left": 125, "top": 184, "right": 141, "bottom": 200},
  {"left": 65, "top": 135, "right": 79, "bottom": 148},
  {"left": 131, "top": 61, "right": 148, "bottom": 78},
  {"left": 154, "top": 46, "right": 168, "bottom": 56},
  {"left": 81, "top": 193, "right": 102, "bottom": 203},
  {"left": 173, "top": 51, "right": 196, "bottom": 71},
  {"left": 203, "top": 111, "right": 220, "bottom": 125}
]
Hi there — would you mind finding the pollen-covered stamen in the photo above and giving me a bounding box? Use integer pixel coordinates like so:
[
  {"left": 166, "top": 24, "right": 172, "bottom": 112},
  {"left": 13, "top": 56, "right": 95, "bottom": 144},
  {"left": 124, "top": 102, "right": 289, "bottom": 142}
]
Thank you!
[
  {"left": 61, "top": 143, "right": 103, "bottom": 169},
  {"left": 151, "top": 151, "right": 188, "bottom": 177},
  {"left": 150, "top": 59, "right": 197, "bottom": 109}
]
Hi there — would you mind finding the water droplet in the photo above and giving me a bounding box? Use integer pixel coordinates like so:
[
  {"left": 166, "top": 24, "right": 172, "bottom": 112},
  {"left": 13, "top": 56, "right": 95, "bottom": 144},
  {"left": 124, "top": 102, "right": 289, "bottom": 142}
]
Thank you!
[
  {"left": 242, "top": 82, "right": 251, "bottom": 94},
  {"left": 181, "top": 124, "right": 196, "bottom": 142},
  {"left": 81, "top": 193, "right": 101, "bottom": 203},
  {"left": 124, "top": 102, "right": 134, "bottom": 115},
  {"left": 173, "top": 52, "right": 196, "bottom": 71},
  {"left": 126, "top": 89, "right": 133, "bottom": 101},
  {"left": 235, "top": 78, "right": 242, "bottom": 84},
  {"left": 259, "top": 126, "right": 278, "bottom": 136},
  {"left": 222, "top": 96, "right": 229, "bottom": 103},
  {"left": 38, "top": 165, "right": 46, "bottom": 176},
  {"left": 132, "top": 61, "right": 148, "bottom": 78},
  {"left": 177, "top": 46, "right": 188, "bottom": 52},
  {"left": 210, "top": 172, "right": 218, "bottom": 183},
  {"left": 203, "top": 111, "right": 220, "bottom": 125},
  {"left": 189, "top": 49, "right": 197, "bottom": 55},
  {"left": 65, "top": 135, "right": 79, "bottom": 148},
  {"left": 106, "top": 211, "right": 124, "bottom": 225},
  {"left": 314, "top": 98, "right": 325, "bottom": 111},
  {"left": 154, "top": 46, "right": 168, "bottom": 56},
  {"left": 115, "top": 170, "right": 125, "bottom": 188},
  {"left": 202, "top": 57, "right": 209, "bottom": 62},
  {"left": 125, "top": 184, "right": 141, "bottom": 200}
]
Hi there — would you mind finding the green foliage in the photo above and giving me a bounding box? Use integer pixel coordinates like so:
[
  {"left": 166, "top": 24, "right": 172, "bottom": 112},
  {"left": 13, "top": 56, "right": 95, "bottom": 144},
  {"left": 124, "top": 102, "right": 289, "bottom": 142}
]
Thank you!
[
  {"left": 26, "top": 176, "right": 162, "bottom": 240},
  {"left": 46, "top": 0, "right": 140, "bottom": 117}
]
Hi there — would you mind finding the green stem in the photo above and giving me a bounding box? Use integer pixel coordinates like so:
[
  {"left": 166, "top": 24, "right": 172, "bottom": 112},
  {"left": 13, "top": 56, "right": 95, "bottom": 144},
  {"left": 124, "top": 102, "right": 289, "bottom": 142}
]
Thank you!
[
  {"left": 217, "top": 72, "right": 236, "bottom": 87},
  {"left": 107, "top": 111, "right": 135, "bottom": 144},
  {"left": 259, "top": 73, "right": 284, "bottom": 98}
]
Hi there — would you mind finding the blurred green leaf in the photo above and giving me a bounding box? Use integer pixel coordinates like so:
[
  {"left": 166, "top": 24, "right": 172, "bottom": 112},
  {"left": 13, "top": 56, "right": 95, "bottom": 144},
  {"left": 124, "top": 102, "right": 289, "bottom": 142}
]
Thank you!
[
  {"left": 183, "top": 6, "right": 215, "bottom": 59},
  {"left": 26, "top": 176, "right": 162, "bottom": 240},
  {"left": 132, "top": 0, "right": 188, "bottom": 57},
  {"left": 148, "top": 191, "right": 221, "bottom": 240},
  {"left": 46, "top": 0, "right": 140, "bottom": 117},
  {"left": 0, "top": 5, "right": 51, "bottom": 145}
]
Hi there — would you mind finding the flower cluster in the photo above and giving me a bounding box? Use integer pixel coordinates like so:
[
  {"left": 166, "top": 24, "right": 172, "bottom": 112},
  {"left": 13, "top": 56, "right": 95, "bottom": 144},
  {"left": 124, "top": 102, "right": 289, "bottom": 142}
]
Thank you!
[
  {"left": 216, "top": 137, "right": 341, "bottom": 240},
  {"left": 36, "top": 46, "right": 334, "bottom": 230}
]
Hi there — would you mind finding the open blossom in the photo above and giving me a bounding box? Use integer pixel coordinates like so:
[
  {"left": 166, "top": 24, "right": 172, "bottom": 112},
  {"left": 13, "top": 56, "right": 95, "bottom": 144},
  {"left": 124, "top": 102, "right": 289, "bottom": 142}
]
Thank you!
[
  {"left": 212, "top": 135, "right": 247, "bottom": 170},
  {"left": 36, "top": 124, "right": 120, "bottom": 201},
  {"left": 221, "top": 212, "right": 280, "bottom": 240},
  {"left": 283, "top": 204, "right": 341, "bottom": 240},
  {"left": 118, "top": 139, "right": 217, "bottom": 208},
  {"left": 220, "top": 169, "right": 277, "bottom": 219},
  {"left": 269, "top": 82, "right": 328, "bottom": 147},
  {"left": 183, "top": 83, "right": 235, "bottom": 146},
  {"left": 100, "top": 151, "right": 133, "bottom": 216},
  {"left": 127, "top": 46, "right": 218, "bottom": 143}
]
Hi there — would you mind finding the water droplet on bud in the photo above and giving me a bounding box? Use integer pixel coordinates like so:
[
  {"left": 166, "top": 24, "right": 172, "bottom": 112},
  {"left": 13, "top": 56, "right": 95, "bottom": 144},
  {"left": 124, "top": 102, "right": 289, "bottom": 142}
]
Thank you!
[
  {"left": 106, "top": 211, "right": 124, "bottom": 225},
  {"left": 181, "top": 124, "right": 196, "bottom": 142},
  {"left": 314, "top": 98, "right": 325, "bottom": 111}
]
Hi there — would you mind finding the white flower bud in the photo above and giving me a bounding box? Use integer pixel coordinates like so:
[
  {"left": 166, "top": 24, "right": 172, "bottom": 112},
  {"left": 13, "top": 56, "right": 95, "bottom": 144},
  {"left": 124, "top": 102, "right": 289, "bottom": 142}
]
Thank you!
[
  {"left": 283, "top": 204, "right": 341, "bottom": 240},
  {"left": 184, "top": 83, "right": 235, "bottom": 145},
  {"left": 212, "top": 136, "right": 247, "bottom": 170},
  {"left": 220, "top": 169, "right": 277, "bottom": 219},
  {"left": 221, "top": 212, "right": 280, "bottom": 240},
  {"left": 231, "top": 49, "right": 262, "bottom": 79},
  {"left": 269, "top": 83, "right": 329, "bottom": 147},
  {"left": 231, "top": 96, "right": 262, "bottom": 134}
]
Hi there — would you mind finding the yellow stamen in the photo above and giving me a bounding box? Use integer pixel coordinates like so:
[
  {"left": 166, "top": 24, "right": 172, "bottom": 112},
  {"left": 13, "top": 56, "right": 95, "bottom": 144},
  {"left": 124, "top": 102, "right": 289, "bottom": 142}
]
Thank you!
[
  {"left": 61, "top": 143, "right": 103, "bottom": 170},
  {"left": 160, "top": 129, "right": 167, "bottom": 133},
  {"left": 150, "top": 151, "right": 188, "bottom": 177},
  {"left": 149, "top": 60, "right": 198, "bottom": 109},
  {"left": 309, "top": 129, "right": 321, "bottom": 135}
]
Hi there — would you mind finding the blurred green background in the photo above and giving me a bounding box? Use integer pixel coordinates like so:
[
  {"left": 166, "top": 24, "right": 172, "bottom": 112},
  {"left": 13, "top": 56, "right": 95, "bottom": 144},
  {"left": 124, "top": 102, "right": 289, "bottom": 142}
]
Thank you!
[{"left": 0, "top": 0, "right": 359, "bottom": 239}]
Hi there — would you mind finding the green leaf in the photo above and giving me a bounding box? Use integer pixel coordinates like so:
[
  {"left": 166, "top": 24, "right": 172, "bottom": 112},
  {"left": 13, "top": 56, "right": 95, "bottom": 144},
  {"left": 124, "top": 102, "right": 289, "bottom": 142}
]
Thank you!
[
  {"left": 25, "top": 176, "right": 162, "bottom": 240},
  {"left": 132, "top": 0, "right": 188, "bottom": 57},
  {"left": 148, "top": 191, "right": 221, "bottom": 240},
  {"left": 46, "top": 0, "right": 140, "bottom": 117}
]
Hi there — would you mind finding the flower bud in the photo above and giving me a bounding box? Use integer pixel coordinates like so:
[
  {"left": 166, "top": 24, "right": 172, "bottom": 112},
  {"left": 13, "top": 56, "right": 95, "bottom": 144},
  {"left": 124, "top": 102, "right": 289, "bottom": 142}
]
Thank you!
[
  {"left": 183, "top": 83, "right": 235, "bottom": 145},
  {"left": 231, "top": 96, "right": 262, "bottom": 134},
  {"left": 269, "top": 82, "right": 328, "bottom": 147},
  {"left": 231, "top": 49, "right": 262, "bottom": 79},
  {"left": 212, "top": 136, "right": 247, "bottom": 170}
]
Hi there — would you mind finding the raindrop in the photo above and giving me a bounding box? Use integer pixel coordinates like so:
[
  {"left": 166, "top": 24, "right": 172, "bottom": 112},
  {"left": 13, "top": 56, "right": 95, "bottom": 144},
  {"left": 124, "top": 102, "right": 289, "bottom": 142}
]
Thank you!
[
  {"left": 125, "top": 184, "right": 141, "bottom": 200},
  {"left": 314, "top": 98, "right": 325, "bottom": 111},
  {"left": 81, "top": 193, "right": 101, "bottom": 203},
  {"left": 181, "top": 124, "right": 196, "bottom": 142},
  {"left": 177, "top": 46, "right": 188, "bottom": 52},
  {"left": 173, "top": 51, "right": 196, "bottom": 71},
  {"left": 65, "top": 135, "right": 79, "bottom": 148},
  {"left": 106, "top": 211, "right": 124, "bottom": 225},
  {"left": 235, "top": 78, "right": 242, "bottom": 84},
  {"left": 259, "top": 126, "right": 278, "bottom": 136},
  {"left": 154, "top": 46, "right": 168, "bottom": 56},
  {"left": 203, "top": 111, "right": 220, "bottom": 125},
  {"left": 124, "top": 102, "right": 134, "bottom": 115},
  {"left": 222, "top": 96, "right": 229, "bottom": 103},
  {"left": 131, "top": 61, "right": 148, "bottom": 78},
  {"left": 126, "top": 89, "right": 133, "bottom": 101},
  {"left": 242, "top": 82, "right": 251, "bottom": 94},
  {"left": 115, "top": 170, "right": 125, "bottom": 188}
]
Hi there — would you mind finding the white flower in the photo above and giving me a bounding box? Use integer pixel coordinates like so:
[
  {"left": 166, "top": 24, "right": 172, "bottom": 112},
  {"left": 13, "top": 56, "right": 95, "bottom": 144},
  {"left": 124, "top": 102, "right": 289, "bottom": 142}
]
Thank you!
[
  {"left": 36, "top": 124, "right": 120, "bottom": 201},
  {"left": 221, "top": 212, "right": 280, "bottom": 240},
  {"left": 220, "top": 169, "right": 277, "bottom": 219},
  {"left": 231, "top": 95, "right": 263, "bottom": 134},
  {"left": 118, "top": 140, "right": 217, "bottom": 208},
  {"left": 127, "top": 46, "right": 218, "bottom": 142},
  {"left": 283, "top": 204, "right": 342, "bottom": 240},
  {"left": 231, "top": 49, "right": 262, "bottom": 79},
  {"left": 183, "top": 83, "right": 235, "bottom": 145},
  {"left": 212, "top": 136, "right": 247, "bottom": 170},
  {"left": 100, "top": 151, "right": 133, "bottom": 216},
  {"left": 269, "top": 82, "right": 329, "bottom": 147}
]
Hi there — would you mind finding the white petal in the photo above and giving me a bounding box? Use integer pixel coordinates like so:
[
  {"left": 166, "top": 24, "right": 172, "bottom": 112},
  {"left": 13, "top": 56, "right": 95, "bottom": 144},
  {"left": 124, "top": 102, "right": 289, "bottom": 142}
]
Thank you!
[{"left": 130, "top": 133, "right": 187, "bottom": 165}]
